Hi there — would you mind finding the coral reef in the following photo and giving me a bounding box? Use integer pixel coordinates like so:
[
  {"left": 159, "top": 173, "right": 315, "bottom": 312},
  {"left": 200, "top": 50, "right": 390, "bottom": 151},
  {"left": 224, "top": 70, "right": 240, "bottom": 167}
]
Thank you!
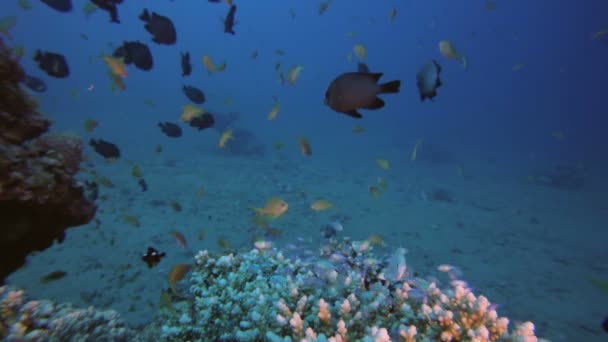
[
  {"left": 0, "top": 41, "right": 96, "bottom": 283},
  {"left": 0, "top": 286, "right": 139, "bottom": 341},
  {"left": 149, "top": 238, "right": 541, "bottom": 341}
]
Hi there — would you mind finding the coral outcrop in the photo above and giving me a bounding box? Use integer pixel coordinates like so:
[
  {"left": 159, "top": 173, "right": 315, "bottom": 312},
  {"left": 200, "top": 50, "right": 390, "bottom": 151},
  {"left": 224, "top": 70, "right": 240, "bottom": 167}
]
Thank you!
[
  {"left": 0, "top": 40, "right": 96, "bottom": 283},
  {"left": 0, "top": 286, "right": 139, "bottom": 341},
  {"left": 149, "top": 238, "right": 542, "bottom": 341}
]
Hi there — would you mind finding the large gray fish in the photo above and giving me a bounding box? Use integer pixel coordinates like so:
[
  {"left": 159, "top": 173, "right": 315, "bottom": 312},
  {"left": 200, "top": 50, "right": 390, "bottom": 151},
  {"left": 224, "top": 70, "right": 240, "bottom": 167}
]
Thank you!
[
  {"left": 325, "top": 64, "right": 400, "bottom": 118},
  {"left": 416, "top": 60, "right": 442, "bottom": 102}
]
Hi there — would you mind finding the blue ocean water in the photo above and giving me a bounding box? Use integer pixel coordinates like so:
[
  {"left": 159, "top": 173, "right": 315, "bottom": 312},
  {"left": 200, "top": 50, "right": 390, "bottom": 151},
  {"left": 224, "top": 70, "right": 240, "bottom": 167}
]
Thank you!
[{"left": 2, "top": 0, "right": 607, "bottom": 341}]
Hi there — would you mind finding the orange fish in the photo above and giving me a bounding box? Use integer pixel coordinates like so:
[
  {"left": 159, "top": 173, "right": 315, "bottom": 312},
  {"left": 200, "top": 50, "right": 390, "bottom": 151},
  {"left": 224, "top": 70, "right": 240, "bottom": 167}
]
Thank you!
[
  {"left": 108, "top": 71, "right": 125, "bottom": 91},
  {"left": 202, "top": 55, "right": 215, "bottom": 74},
  {"left": 103, "top": 55, "right": 127, "bottom": 78},
  {"left": 268, "top": 99, "right": 280, "bottom": 120},
  {"left": 170, "top": 230, "right": 188, "bottom": 250},
  {"left": 254, "top": 197, "right": 288, "bottom": 219},
  {"left": 298, "top": 137, "right": 312, "bottom": 156},
  {"left": 168, "top": 264, "right": 190, "bottom": 294}
]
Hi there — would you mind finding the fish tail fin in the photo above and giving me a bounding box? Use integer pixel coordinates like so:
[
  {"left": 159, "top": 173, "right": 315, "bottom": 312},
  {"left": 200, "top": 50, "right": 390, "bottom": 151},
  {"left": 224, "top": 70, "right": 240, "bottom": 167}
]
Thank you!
[
  {"left": 379, "top": 80, "right": 401, "bottom": 94},
  {"left": 139, "top": 9, "right": 150, "bottom": 22}
]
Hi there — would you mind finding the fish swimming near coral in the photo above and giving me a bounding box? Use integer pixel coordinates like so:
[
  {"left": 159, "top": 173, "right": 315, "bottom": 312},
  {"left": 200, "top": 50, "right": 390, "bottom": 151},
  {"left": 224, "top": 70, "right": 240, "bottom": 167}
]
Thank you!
[
  {"left": 168, "top": 263, "right": 190, "bottom": 293},
  {"left": 142, "top": 247, "right": 166, "bottom": 268},
  {"left": 22, "top": 74, "right": 47, "bottom": 92},
  {"left": 34, "top": 50, "right": 70, "bottom": 78},
  {"left": 89, "top": 138, "right": 121, "bottom": 159},
  {"left": 254, "top": 197, "right": 288, "bottom": 219},
  {"left": 325, "top": 64, "right": 400, "bottom": 118}
]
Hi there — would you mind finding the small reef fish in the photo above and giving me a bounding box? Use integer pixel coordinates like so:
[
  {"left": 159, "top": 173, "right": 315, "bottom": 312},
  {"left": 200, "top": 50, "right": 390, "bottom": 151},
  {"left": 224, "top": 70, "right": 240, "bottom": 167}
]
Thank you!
[
  {"left": 254, "top": 197, "right": 288, "bottom": 219},
  {"left": 170, "top": 230, "right": 189, "bottom": 250},
  {"left": 319, "top": 0, "right": 332, "bottom": 15},
  {"left": 112, "top": 41, "right": 153, "bottom": 71},
  {"left": 224, "top": 5, "right": 237, "bottom": 35},
  {"left": 411, "top": 139, "right": 423, "bottom": 161},
  {"left": 39, "top": 0, "right": 71, "bottom": 12},
  {"left": 92, "top": 0, "right": 123, "bottom": 23},
  {"left": 376, "top": 159, "right": 390, "bottom": 170},
  {"left": 89, "top": 139, "right": 121, "bottom": 159},
  {"left": 183, "top": 85, "right": 205, "bottom": 104},
  {"left": 34, "top": 50, "right": 70, "bottom": 78},
  {"left": 268, "top": 98, "right": 280, "bottom": 120},
  {"left": 416, "top": 60, "right": 442, "bottom": 102},
  {"left": 181, "top": 52, "right": 192, "bottom": 76},
  {"left": 353, "top": 44, "right": 366, "bottom": 60},
  {"left": 311, "top": 199, "right": 333, "bottom": 211},
  {"left": 142, "top": 247, "right": 166, "bottom": 268},
  {"left": 438, "top": 40, "right": 467, "bottom": 68},
  {"left": 325, "top": 64, "right": 400, "bottom": 118},
  {"left": 84, "top": 119, "right": 98, "bottom": 133},
  {"left": 139, "top": 9, "right": 177, "bottom": 45},
  {"left": 298, "top": 137, "right": 312, "bottom": 156},
  {"left": 158, "top": 122, "right": 182, "bottom": 138},
  {"left": 202, "top": 55, "right": 215, "bottom": 74},
  {"left": 389, "top": 8, "right": 397, "bottom": 23},
  {"left": 180, "top": 104, "right": 204, "bottom": 122},
  {"left": 287, "top": 65, "right": 304, "bottom": 85},
  {"left": 103, "top": 55, "right": 127, "bottom": 78},
  {"left": 168, "top": 264, "right": 191, "bottom": 294},
  {"left": 40, "top": 270, "right": 67, "bottom": 284},
  {"left": 219, "top": 130, "right": 233, "bottom": 148}
]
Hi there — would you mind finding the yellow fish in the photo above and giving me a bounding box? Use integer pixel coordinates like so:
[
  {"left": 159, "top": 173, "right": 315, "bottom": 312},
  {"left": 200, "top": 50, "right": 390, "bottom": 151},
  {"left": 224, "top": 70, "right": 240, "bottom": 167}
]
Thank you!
[
  {"left": 376, "top": 159, "right": 390, "bottom": 170},
  {"left": 268, "top": 99, "right": 280, "bottom": 120},
  {"left": 180, "top": 104, "right": 204, "bottom": 122},
  {"left": 311, "top": 199, "right": 333, "bottom": 211},
  {"left": 215, "top": 61, "right": 227, "bottom": 72},
  {"left": 202, "top": 55, "right": 215, "bottom": 74},
  {"left": 438, "top": 40, "right": 467, "bottom": 68},
  {"left": 168, "top": 264, "right": 190, "bottom": 294},
  {"left": 353, "top": 44, "right": 366, "bottom": 60},
  {"left": 254, "top": 197, "right": 288, "bottom": 219},
  {"left": 219, "top": 130, "right": 233, "bottom": 148},
  {"left": 287, "top": 65, "right": 304, "bottom": 85}
]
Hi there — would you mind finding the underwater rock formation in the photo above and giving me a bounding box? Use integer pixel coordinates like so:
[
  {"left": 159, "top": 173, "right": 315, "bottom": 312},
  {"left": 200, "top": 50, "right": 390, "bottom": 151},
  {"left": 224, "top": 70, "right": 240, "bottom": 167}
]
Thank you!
[
  {"left": 0, "top": 43, "right": 96, "bottom": 284},
  {"left": 0, "top": 286, "right": 139, "bottom": 341}
]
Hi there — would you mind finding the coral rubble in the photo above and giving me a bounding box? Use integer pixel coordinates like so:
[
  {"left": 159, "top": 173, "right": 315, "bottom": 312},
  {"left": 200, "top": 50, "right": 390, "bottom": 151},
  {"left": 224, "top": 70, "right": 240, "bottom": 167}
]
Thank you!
[
  {"left": 0, "top": 42, "right": 96, "bottom": 283},
  {"left": 150, "top": 238, "right": 541, "bottom": 341}
]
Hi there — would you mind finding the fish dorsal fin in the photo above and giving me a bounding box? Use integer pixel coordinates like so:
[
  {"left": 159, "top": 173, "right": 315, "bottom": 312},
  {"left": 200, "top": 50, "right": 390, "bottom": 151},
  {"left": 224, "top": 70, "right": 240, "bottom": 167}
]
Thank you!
[{"left": 357, "top": 63, "right": 369, "bottom": 73}]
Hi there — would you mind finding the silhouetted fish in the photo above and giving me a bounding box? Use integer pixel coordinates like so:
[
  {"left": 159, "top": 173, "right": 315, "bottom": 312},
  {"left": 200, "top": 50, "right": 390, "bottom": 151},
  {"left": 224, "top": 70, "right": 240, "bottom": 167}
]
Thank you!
[
  {"left": 40, "top": 0, "right": 72, "bottom": 12},
  {"left": 181, "top": 52, "right": 192, "bottom": 76},
  {"left": 189, "top": 113, "right": 215, "bottom": 130},
  {"left": 416, "top": 60, "right": 442, "bottom": 102},
  {"left": 34, "top": 50, "right": 69, "bottom": 78},
  {"left": 139, "top": 9, "right": 177, "bottom": 45},
  {"left": 158, "top": 122, "right": 182, "bottom": 137},
  {"left": 138, "top": 178, "right": 148, "bottom": 192},
  {"left": 113, "top": 41, "right": 153, "bottom": 71},
  {"left": 182, "top": 85, "right": 205, "bottom": 104},
  {"left": 142, "top": 247, "right": 165, "bottom": 268},
  {"left": 325, "top": 69, "right": 400, "bottom": 118},
  {"left": 224, "top": 5, "right": 237, "bottom": 35},
  {"left": 91, "top": 0, "right": 123, "bottom": 23},
  {"left": 23, "top": 75, "right": 47, "bottom": 92},
  {"left": 89, "top": 139, "right": 121, "bottom": 159}
]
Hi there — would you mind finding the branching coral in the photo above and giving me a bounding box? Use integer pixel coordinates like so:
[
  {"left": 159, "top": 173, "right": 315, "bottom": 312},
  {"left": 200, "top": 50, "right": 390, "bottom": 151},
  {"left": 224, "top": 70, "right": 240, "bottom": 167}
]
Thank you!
[{"left": 149, "top": 239, "right": 541, "bottom": 341}]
